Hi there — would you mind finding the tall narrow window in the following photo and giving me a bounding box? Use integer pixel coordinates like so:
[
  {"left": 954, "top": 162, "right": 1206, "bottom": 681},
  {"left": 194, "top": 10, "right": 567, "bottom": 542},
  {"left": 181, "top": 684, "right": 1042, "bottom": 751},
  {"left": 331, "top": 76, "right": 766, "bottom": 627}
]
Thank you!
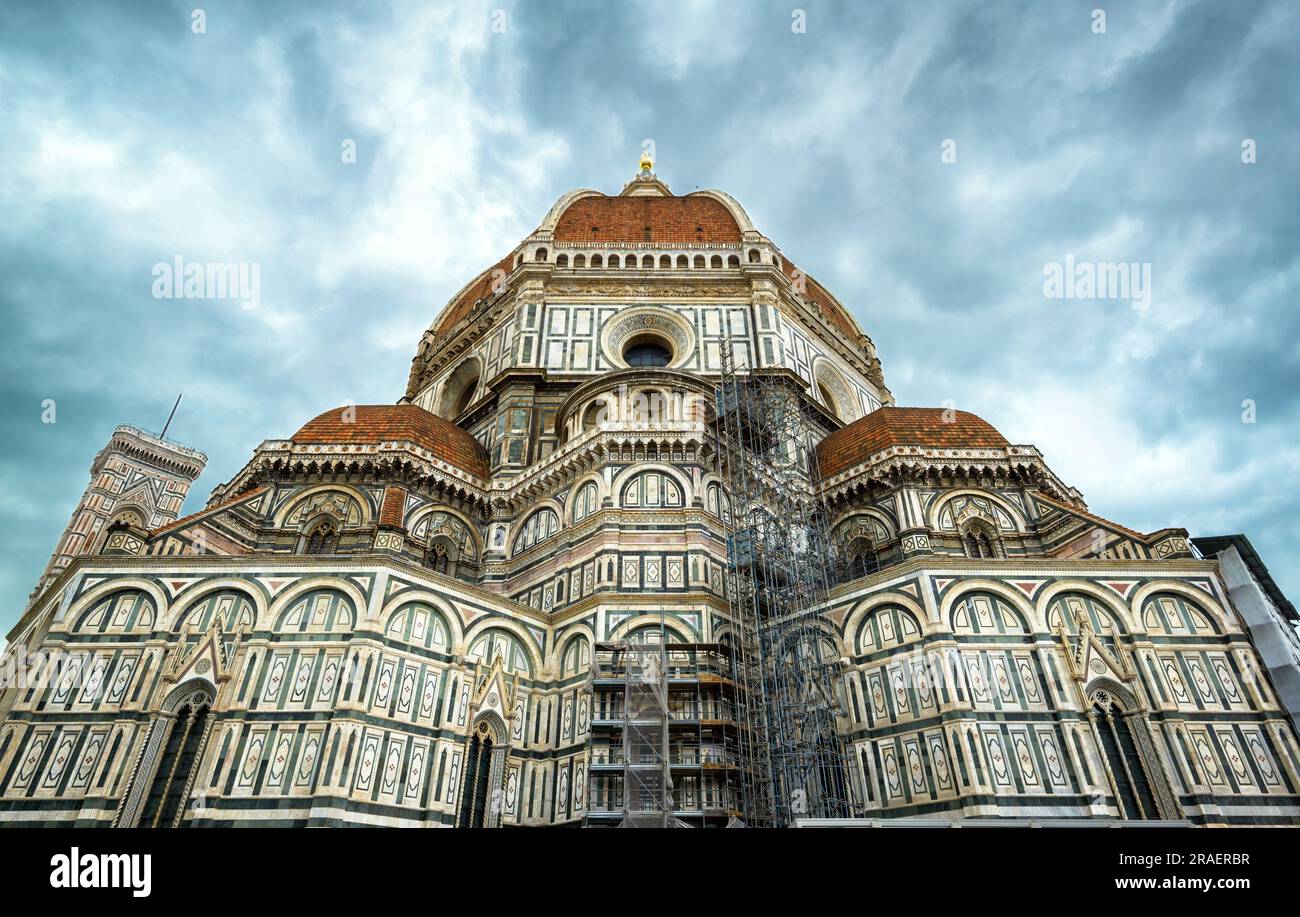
[
  {"left": 138, "top": 689, "right": 213, "bottom": 827},
  {"left": 458, "top": 727, "right": 497, "bottom": 828},
  {"left": 1092, "top": 693, "right": 1161, "bottom": 820},
  {"left": 842, "top": 537, "right": 879, "bottom": 582},
  {"left": 427, "top": 542, "right": 450, "bottom": 574},
  {"left": 962, "top": 526, "right": 998, "bottom": 559},
  {"left": 306, "top": 521, "right": 338, "bottom": 554}
]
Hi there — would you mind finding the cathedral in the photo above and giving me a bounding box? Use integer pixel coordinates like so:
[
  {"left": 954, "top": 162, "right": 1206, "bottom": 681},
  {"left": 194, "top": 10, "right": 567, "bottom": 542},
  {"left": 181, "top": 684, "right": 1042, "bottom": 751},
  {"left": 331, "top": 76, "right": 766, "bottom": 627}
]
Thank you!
[{"left": 2, "top": 158, "right": 1298, "bottom": 828}]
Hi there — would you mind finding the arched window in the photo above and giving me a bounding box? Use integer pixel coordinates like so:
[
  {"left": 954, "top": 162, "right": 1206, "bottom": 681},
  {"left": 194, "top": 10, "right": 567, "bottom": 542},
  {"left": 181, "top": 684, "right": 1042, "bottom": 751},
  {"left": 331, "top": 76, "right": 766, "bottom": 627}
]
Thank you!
[
  {"left": 427, "top": 541, "right": 450, "bottom": 574},
  {"left": 960, "top": 522, "right": 999, "bottom": 559},
  {"left": 561, "top": 637, "right": 591, "bottom": 676},
  {"left": 535, "top": 248, "right": 548, "bottom": 262},
  {"left": 555, "top": 253, "right": 569, "bottom": 268},
  {"left": 641, "top": 254, "right": 654, "bottom": 269},
  {"left": 841, "top": 536, "right": 879, "bottom": 582},
  {"left": 136, "top": 684, "right": 214, "bottom": 827},
  {"left": 676, "top": 254, "right": 688, "bottom": 269},
  {"left": 727, "top": 254, "right": 740, "bottom": 268},
  {"left": 1091, "top": 689, "right": 1163, "bottom": 820},
  {"left": 624, "top": 342, "right": 671, "bottom": 368},
  {"left": 620, "top": 471, "right": 684, "bottom": 508},
  {"left": 512, "top": 507, "right": 560, "bottom": 555},
  {"left": 581, "top": 400, "right": 607, "bottom": 432},
  {"left": 572, "top": 480, "right": 600, "bottom": 522},
  {"left": 818, "top": 382, "right": 839, "bottom": 419},
  {"left": 748, "top": 248, "right": 761, "bottom": 263},
  {"left": 710, "top": 254, "right": 723, "bottom": 268},
  {"left": 659, "top": 254, "right": 671, "bottom": 269},
  {"left": 458, "top": 724, "right": 495, "bottom": 828},
  {"left": 591, "top": 253, "right": 603, "bottom": 268},
  {"left": 305, "top": 521, "right": 338, "bottom": 555},
  {"left": 693, "top": 254, "right": 705, "bottom": 268},
  {"left": 705, "top": 482, "right": 731, "bottom": 524},
  {"left": 574, "top": 254, "right": 586, "bottom": 268}
]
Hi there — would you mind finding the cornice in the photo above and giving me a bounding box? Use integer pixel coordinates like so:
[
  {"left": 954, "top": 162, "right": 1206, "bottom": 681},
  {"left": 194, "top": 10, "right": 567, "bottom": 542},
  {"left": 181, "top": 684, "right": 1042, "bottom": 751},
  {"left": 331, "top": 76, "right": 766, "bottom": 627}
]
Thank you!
[{"left": 826, "top": 554, "right": 1222, "bottom": 602}]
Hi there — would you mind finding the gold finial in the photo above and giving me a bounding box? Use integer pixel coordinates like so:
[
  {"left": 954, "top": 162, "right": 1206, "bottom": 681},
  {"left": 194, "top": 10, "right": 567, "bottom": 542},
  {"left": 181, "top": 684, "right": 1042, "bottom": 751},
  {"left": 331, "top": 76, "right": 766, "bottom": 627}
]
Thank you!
[{"left": 639, "top": 149, "right": 653, "bottom": 174}]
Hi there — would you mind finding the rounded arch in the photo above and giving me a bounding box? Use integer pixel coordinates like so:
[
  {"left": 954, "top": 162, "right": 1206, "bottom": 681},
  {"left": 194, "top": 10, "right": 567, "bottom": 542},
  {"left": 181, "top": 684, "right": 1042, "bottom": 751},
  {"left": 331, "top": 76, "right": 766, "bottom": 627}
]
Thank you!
[
  {"left": 71, "top": 588, "right": 159, "bottom": 635},
  {"left": 842, "top": 592, "right": 929, "bottom": 652},
  {"left": 1129, "top": 581, "right": 1229, "bottom": 635},
  {"left": 437, "top": 356, "right": 483, "bottom": 419},
  {"left": 511, "top": 501, "right": 564, "bottom": 556},
  {"left": 165, "top": 579, "right": 268, "bottom": 633},
  {"left": 379, "top": 589, "right": 466, "bottom": 652},
  {"left": 273, "top": 588, "right": 357, "bottom": 634},
  {"left": 568, "top": 472, "right": 608, "bottom": 524},
  {"left": 617, "top": 468, "right": 685, "bottom": 510},
  {"left": 58, "top": 576, "right": 169, "bottom": 628},
  {"left": 558, "top": 632, "right": 593, "bottom": 677},
  {"left": 609, "top": 614, "right": 697, "bottom": 643},
  {"left": 407, "top": 504, "right": 484, "bottom": 561},
  {"left": 274, "top": 484, "right": 372, "bottom": 529},
  {"left": 609, "top": 462, "right": 692, "bottom": 509},
  {"left": 686, "top": 189, "right": 757, "bottom": 234},
  {"left": 929, "top": 489, "right": 1027, "bottom": 533},
  {"left": 939, "top": 580, "right": 1035, "bottom": 635},
  {"left": 1036, "top": 580, "right": 1135, "bottom": 636},
  {"left": 265, "top": 576, "right": 368, "bottom": 633},
  {"left": 812, "top": 357, "right": 859, "bottom": 423},
  {"left": 383, "top": 597, "right": 456, "bottom": 652},
  {"left": 831, "top": 508, "right": 898, "bottom": 546},
  {"left": 463, "top": 620, "right": 542, "bottom": 677}
]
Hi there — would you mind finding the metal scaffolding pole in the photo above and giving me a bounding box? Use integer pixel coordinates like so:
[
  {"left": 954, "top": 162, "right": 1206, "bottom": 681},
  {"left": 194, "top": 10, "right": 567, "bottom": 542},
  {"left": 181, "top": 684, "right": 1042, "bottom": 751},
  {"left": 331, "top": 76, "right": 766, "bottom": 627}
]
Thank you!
[{"left": 713, "top": 339, "right": 861, "bottom": 826}]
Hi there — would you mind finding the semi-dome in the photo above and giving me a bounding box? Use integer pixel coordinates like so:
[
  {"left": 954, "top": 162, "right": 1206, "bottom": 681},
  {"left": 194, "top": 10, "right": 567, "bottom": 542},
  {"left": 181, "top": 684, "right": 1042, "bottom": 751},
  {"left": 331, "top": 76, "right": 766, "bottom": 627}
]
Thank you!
[
  {"left": 817, "top": 406, "right": 1009, "bottom": 478},
  {"left": 291, "top": 404, "right": 489, "bottom": 478}
]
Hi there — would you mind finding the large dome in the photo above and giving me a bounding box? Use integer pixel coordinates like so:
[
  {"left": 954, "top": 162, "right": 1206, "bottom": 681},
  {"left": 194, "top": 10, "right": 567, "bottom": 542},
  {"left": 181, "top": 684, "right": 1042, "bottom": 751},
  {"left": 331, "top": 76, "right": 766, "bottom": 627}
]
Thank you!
[{"left": 426, "top": 175, "right": 861, "bottom": 343}]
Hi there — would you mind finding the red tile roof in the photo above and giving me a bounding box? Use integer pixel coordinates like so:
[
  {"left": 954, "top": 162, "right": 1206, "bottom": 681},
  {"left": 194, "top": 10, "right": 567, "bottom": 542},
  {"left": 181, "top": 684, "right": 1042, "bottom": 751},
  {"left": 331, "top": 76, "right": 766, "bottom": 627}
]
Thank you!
[
  {"left": 433, "top": 252, "right": 516, "bottom": 337},
  {"left": 553, "top": 194, "right": 742, "bottom": 244},
  {"left": 291, "top": 405, "right": 489, "bottom": 479},
  {"left": 780, "top": 258, "right": 860, "bottom": 339},
  {"left": 817, "top": 407, "right": 1010, "bottom": 479}
]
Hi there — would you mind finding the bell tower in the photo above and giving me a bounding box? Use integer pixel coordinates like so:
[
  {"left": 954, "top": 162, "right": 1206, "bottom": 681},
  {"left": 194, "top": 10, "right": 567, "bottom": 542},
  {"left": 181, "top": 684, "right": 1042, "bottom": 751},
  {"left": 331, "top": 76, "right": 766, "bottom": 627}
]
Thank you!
[{"left": 27, "top": 424, "right": 207, "bottom": 608}]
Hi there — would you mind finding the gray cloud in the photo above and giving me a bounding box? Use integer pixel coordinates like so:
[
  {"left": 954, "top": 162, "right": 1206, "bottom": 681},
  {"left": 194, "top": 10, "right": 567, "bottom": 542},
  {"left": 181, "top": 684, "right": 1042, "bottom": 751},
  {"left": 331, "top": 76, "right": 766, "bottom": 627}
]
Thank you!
[{"left": 1, "top": 0, "right": 1296, "bottom": 631}]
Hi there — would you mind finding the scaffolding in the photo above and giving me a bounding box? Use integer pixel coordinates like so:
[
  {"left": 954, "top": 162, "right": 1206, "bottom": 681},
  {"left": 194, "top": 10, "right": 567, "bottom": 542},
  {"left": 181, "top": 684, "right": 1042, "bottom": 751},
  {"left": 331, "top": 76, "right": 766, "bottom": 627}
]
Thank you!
[
  {"left": 713, "top": 340, "right": 860, "bottom": 826},
  {"left": 587, "top": 632, "right": 741, "bottom": 826}
]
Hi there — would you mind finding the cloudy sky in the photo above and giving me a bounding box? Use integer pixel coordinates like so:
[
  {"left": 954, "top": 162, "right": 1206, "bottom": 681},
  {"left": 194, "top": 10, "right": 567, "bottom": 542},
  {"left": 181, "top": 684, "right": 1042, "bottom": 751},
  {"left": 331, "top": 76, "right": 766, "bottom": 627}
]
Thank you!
[{"left": 1, "top": 0, "right": 1297, "bottom": 634}]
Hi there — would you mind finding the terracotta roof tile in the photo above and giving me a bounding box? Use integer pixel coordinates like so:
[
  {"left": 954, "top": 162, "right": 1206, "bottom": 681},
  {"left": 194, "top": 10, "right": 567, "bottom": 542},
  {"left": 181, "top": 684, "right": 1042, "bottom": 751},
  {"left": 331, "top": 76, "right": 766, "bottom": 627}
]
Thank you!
[
  {"left": 292, "top": 405, "right": 489, "bottom": 479},
  {"left": 780, "top": 258, "right": 860, "bottom": 339},
  {"left": 434, "top": 252, "right": 516, "bottom": 337},
  {"left": 817, "top": 407, "right": 1009, "bottom": 479},
  {"left": 553, "top": 194, "right": 742, "bottom": 244}
]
